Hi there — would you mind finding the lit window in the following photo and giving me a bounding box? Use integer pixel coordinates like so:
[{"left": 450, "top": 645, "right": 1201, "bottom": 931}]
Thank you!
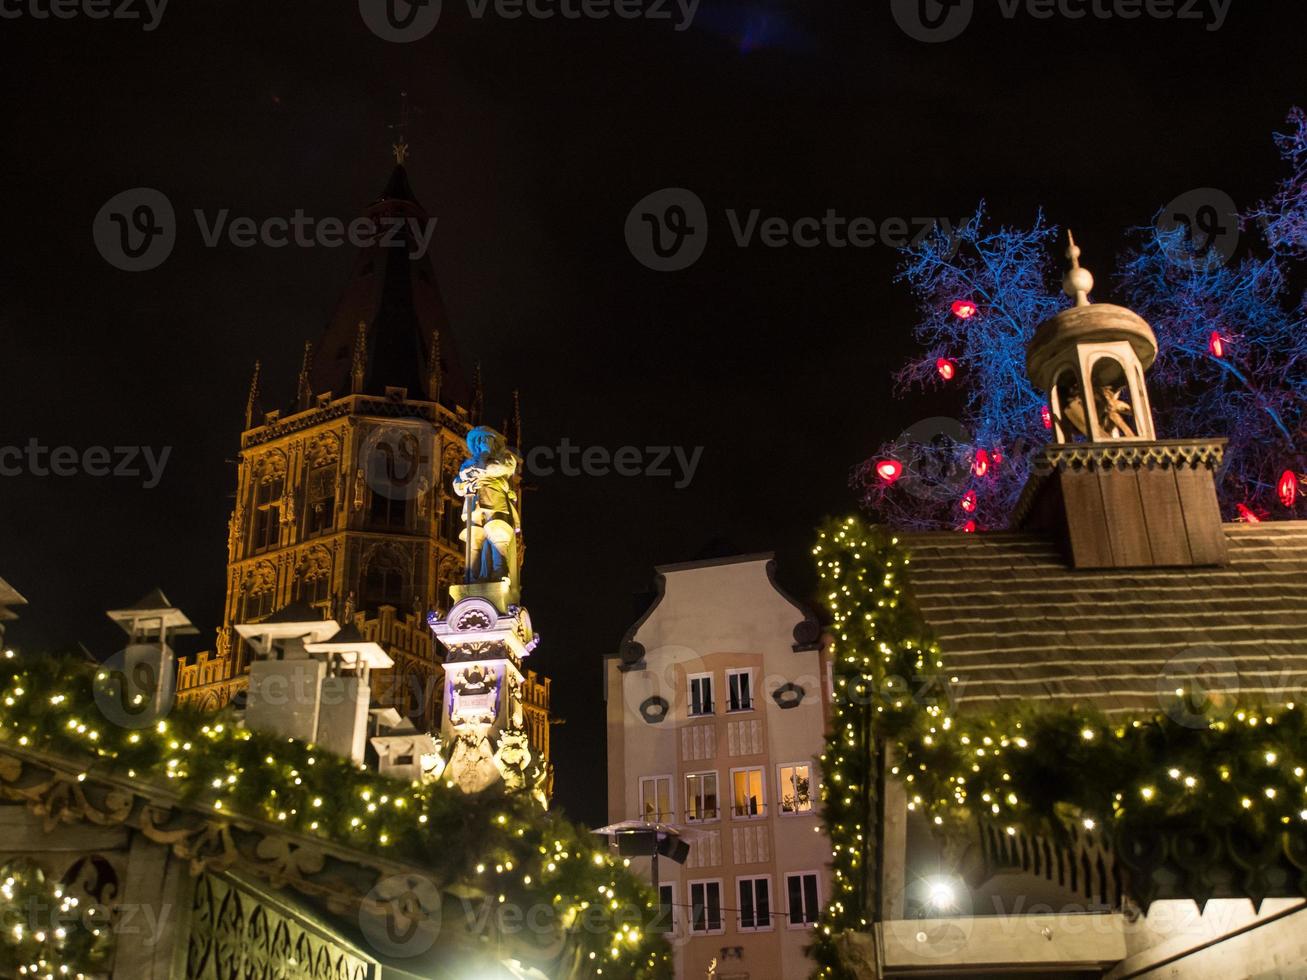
[
  {"left": 737, "top": 876, "right": 772, "bottom": 932},
  {"left": 778, "top": 763, "right": 814, "bottom": 815},
  {"left": 685, "top": 771, "right": 718, "bottom": 822},
  {"left": 689, "top": 880, "right": 723, "bottom": 934},
  {"left": 639, "top": 775, "right": 672, "bottom": 823},
  {"left": 731, "top": 767, "right": 764, "bottom": 818},
  {"left": 786, "top": 872, "right": 820, "bottom": 927},
  {"left": 726, "top": 669, "right": 753, "bottom": 711},
  {"left": 688, "top": 674, "right": 714, "bottom": 716}
]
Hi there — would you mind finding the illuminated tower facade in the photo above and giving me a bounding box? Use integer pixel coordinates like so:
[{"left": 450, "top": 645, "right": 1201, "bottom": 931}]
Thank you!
[{"left": 177, "top": 158, "right": 551, "bottom": 766}]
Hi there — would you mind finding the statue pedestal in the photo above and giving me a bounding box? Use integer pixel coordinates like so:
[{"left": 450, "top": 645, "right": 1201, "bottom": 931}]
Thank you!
[
  {"left": 447, "top": 579, "right": 520, "bottom": 610},
  {"left": 427, "top": 597, "right": 544, "bottom": 801}
]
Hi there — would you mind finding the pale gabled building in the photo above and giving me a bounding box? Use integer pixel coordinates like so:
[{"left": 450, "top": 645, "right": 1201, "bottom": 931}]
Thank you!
[{"left": 606, "top": 553, "right": 831, "bottom": 980}]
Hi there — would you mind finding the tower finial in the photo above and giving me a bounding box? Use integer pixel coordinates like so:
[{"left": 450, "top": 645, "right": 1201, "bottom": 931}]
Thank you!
[
  {"left": 427, "top": 328, "right": 442, "bottom": 404},
  {"left": 351, "top": 321, "right": 368, "bottom": 395},
  {"left": 244, "top": 359, "right": 262, "bottom": 429},
  {"left": 511, "top": 388, "right": 522, "bottom": 449},
  {"left": 387, "top": 90, "right": 421, "bottom": 166},
  {"left": 297, "top": 341, "right": 314, "bottom": 410},
  {"left": 1063, "top": 230, "right": 1094, "bottom": 307}
]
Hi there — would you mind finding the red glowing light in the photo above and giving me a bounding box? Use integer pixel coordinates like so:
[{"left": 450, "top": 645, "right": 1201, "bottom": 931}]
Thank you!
[
  {"left": 960, "top": 490, "right": 977, "bottom": 513},
  {"left": 1235, "top": 503, "right": 1261, "bottom": 524},
  {"left": 936, "top": 358, "right": 957, "bottom": 381},
  {"left": 1208, "top": 332, "right": 1225, "bottom": 358},
  {"left": 992, "top": 452, "right": 1003, "bottom": 466},
  {"left": 951, "top": 299, "right": 978, "bottom": 320},
  {"left": 1041, "top": 405, "right": 1053, "bottom": 430},
  {"left": 972, "top": 449, "right": 991, "bottom": 478},
  {"left": 1279, "top": 470, "right": 1298, "bottom": 508},
  {"left": 876, "top": 460, "right": 903, "bottom": 485},
  {"left": 962, "top": 520, "right": 978, "bottom": 533}
]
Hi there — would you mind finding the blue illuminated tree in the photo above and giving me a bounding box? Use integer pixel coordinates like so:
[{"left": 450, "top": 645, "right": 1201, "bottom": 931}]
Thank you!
[{"left": 855, "top": 111, "right": 1307, "bottom": 529}]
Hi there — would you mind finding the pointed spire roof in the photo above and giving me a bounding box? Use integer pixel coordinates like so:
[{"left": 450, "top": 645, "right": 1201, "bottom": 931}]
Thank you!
[{"left": 309, "top": 164, "right": 470, "bottom": 410}]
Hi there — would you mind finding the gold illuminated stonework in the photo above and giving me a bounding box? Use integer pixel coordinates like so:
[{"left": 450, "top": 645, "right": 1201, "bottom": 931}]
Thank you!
[{"left": 175, "top": 163, "right": 550, "bottom": 787}]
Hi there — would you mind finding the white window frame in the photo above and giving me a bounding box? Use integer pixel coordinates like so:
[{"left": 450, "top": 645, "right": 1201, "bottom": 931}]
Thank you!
[
  {"left": 725, "top": 667, "right": 754, "bottom": 712},
  {"left": 736, "top": 874, "right": 774, "bottom": 933},
  {"left": 685, "top": 770, "right": 719, "bottom": 823},
  {"left": 639, "top": 774, "right": 673, "bottom": 824},
  {"left": 687, "top": 672, "right": 714, "bottom": 717},
  {"left": 688, "top": 878, "right": 725, "bottom": 935},
  {"left": 777, "top": 762, "right": 815, "bottom": 816},
  {"left": 729, "top": 765, "right": 765, "bottom": 820},
  {"left": 784, "top": 870, "right": 821, "bottom": 929}
]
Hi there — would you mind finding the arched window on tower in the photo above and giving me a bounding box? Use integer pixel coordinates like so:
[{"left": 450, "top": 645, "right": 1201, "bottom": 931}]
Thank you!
[
  {"left": 362, "top": 548, "right": 408, "bottom": 611},
  {"left": 303, "top": 462, "right": 337, "bottom": 538},
  {"left": 250, "top": 469, "right": 284, "bottom": 553}
]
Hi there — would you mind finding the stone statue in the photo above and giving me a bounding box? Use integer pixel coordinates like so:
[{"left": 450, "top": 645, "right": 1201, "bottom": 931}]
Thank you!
[{"left": 453, "top": 426, "right": 520, "bottom": 591}]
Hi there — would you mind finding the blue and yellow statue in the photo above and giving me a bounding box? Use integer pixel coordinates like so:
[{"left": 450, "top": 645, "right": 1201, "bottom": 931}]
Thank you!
[{"left": 453, "top": 426, "right": 521, "bottom": 606}]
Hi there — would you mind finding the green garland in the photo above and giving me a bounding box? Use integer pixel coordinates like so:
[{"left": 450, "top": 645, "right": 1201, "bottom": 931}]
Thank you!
[
  {"left": 809, "top": 515, "right": 1307, "bottom": 978},
  {"left": 0, "top": 651, "right": 671, "bottom": 979},
  {"left": 0, "top": 859, "right": 112, "bottom": 979}
]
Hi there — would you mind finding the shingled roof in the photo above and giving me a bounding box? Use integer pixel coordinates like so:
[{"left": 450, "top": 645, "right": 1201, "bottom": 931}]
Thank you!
[{"left": 899, "top": 521, "right": 1307, "bottom": 716}]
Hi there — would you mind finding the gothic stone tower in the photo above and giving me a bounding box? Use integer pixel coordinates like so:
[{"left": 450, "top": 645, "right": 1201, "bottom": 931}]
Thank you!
[{"left": 176, "top": 161, "right": 551, "bottom": 765}]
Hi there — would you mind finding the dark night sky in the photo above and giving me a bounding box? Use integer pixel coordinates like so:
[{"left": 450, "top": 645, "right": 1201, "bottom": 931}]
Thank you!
[{"left": 2, "top": 1, "right": 1304, "bottom": 824}]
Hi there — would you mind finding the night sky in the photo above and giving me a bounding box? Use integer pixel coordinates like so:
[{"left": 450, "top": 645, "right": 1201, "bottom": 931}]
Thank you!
[{"left": 3, "top": 1, "right": 1304, "bottom": 824}]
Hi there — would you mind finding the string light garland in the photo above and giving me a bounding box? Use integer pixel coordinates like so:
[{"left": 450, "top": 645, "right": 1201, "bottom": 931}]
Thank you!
[
  {"left": 0, "top": 652, "right": 671, "bottom": 979},
  {"left": 0, "top": 859, "right": 110, "bottom": 980},
  {"left": 809, "top": 515, "right": 1307, "bottom": 978}
]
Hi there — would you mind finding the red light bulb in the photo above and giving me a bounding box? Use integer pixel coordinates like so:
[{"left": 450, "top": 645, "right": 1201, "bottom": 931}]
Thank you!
[
  {"left": 875, "top": 460, "right": 903, "bottom": 485},
  {"left": 1208, "top": 332, "right": 1225, "bottom": 358},
  {"left": 972, "top": 449, "right": 990, "bottom": 478},
  {"left": 962, "top": 520, "right": 977, "bottom": 533},
  {"left": 960, "top": 490, "right": 977, "bottom": 513},
  {"left": 936, "top": 358, "right": 957, "bottom": 381},
  {"left": 951, "top": 299, "right": 978, "bottom": 320},
  {"left": 1041, "top": 405, "right": 1053, "bottom": 430},
  {"left": 1278, "top": 470, "right": 1298, "bottom": 508},
  {"left": 1235, "top": 503, "right": 1261, "bottom": 524}
]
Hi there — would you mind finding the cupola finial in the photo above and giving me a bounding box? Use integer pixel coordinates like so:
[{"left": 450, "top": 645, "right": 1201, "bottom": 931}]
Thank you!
[{"left": 1063, "top": 231, "right": 1094, "bottom": 307}]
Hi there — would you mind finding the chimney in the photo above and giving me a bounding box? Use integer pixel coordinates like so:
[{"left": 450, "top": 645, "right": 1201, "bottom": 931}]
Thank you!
[{"left": 1012, "top": 234, "right": 1228, "bottom": 568}]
